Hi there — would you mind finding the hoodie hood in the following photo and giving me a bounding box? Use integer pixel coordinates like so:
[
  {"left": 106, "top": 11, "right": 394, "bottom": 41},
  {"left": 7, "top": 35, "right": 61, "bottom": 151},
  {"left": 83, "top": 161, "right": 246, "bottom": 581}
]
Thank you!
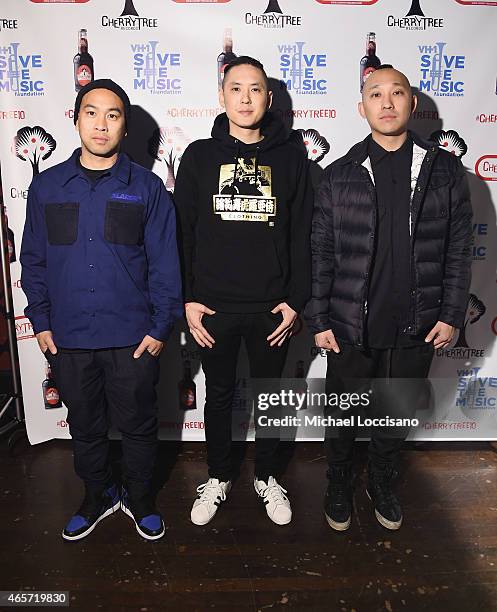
[{"left": 211, "top": 111, "right": 289, "bottom": 153}]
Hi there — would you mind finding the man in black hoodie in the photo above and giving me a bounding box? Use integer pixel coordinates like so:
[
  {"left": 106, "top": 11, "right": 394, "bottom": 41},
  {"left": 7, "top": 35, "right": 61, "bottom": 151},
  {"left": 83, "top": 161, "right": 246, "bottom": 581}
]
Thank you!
[{"left": 174, "top": 56, "right": 312, "bottom": 526}]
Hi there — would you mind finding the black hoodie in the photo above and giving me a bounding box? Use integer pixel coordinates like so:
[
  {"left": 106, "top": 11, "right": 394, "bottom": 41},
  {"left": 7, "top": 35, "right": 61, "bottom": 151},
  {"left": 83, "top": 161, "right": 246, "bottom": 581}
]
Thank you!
[{"left": 174, "top": 112, "right": 312, "bottom": 313}]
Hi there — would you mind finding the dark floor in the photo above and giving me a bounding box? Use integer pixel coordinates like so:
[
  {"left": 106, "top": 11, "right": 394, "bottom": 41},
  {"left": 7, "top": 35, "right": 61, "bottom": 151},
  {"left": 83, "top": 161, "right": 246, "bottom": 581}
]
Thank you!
[{"left": 1, "top": 436, "right": 497, "bottom": 612}]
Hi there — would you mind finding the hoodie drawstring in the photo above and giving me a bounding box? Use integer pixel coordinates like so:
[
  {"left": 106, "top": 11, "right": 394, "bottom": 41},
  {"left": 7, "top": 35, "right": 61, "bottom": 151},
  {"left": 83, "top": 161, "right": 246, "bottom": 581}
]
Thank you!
[{"left": 230, "top": 140, "right": 241, "bottom": 205}]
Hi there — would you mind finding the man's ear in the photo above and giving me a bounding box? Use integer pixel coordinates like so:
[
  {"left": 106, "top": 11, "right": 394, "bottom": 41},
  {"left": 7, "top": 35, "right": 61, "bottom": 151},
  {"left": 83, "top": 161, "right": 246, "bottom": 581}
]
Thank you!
[
  {"left": 267, "top": 90, "right": 273, "bottom": 110},
  {"left": 219, "top": 86, "right": 225, "bottom": 109},
  {"left": 411, "top": 94, "right": 418, "bottom": 114},
  {"left": 358, "top": 101, "right": 366, "bottom": 119}
]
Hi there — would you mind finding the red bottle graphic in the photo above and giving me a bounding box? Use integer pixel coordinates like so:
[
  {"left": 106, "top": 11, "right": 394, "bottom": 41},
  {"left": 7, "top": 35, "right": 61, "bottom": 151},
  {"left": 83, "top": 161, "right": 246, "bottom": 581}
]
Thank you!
[
  {"left": 74, "top": 28, "right": 94, "bottom": 92},
  {"left": 217, "top": 28, "right": 237, "bottom": 88},
  {"left": 360, "top": 32, "right": 381, "bottom": 92},
  {"left": 43, "top": 361, "right": 62, "bottom": 409},
  {"left": 179, "top": 360, "right": 197, "bottom": 411}
]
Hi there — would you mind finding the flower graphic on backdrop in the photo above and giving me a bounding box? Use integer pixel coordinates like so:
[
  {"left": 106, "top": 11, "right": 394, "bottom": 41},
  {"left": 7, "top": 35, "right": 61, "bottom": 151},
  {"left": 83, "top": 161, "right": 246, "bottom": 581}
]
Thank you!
[
  {"left": 297, "top": 128, "right": 330, "bottom": 163},
  {"left": 148, "top": 127, "right": 191, "bottom": 191},
  {"left": 14, "top": 126, "right": 56, "bottom": 178},
  {"left": 430, "top": 129, "right": 467, "bottom": 158},
  {"left": 454, "top": 294, "right": 486, "bottom": 348}
]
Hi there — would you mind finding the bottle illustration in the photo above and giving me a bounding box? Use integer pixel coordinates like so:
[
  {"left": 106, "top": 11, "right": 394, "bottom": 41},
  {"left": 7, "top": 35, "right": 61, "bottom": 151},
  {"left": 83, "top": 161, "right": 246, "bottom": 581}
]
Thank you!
[
  {"left": 360, "top": 32, "right": 381, "bottom": 92},
  {"left": 179, "top": 360, "right": 197, "bottom": 411},
  {"left": 74, "top": 28, "right": 94, "bottom": 92},
  {"left": 43, "top": 361, "right": 62, "bottom": 409},
  {"left": 217, "top": 28, "right": 237, "bottom": 88}
]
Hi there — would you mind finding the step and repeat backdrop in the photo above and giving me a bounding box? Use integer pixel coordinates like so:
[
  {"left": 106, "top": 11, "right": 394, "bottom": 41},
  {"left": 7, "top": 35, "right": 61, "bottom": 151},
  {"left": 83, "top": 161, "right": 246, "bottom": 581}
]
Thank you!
[{"left": 0, "top": 0, "right": 496, "bottom": 444}]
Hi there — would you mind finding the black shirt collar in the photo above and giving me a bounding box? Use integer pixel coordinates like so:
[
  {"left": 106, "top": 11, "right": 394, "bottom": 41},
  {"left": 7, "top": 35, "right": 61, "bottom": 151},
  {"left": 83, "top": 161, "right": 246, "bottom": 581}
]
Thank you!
[{"left": 368, "top": 134, "right": 412, "bottom": 164}]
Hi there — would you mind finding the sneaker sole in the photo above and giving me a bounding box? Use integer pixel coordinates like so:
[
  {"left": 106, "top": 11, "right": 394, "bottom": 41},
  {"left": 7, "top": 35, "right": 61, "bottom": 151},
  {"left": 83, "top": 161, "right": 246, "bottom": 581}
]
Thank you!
[
  {"left": 324, "top": 511, "right": 351, "bottom": 532},
  {"left": 366, "top": 488, "right": 402, "bottom": 531},
  {"left": 191, "top": 483, "right": 232, "bottom": 526},
  {"left": 61, "top": 499, "right": 121, "bottom": 542},
  {"left": 121, "top": 504, "right": 165, "bottom": 541}
]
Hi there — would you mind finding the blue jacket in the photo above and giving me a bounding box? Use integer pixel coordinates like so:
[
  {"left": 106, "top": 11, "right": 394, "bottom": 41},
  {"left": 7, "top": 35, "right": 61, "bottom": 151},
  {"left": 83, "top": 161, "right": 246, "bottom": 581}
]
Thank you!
[{"left": 20, "top": 149, "right": 183, "bottom": 349}]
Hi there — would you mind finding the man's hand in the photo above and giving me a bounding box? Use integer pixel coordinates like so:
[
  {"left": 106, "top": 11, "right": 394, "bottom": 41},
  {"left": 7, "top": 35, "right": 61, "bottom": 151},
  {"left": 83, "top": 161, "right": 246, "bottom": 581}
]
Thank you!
[
  {"left": 36, "top": 330, "right": 57, "bottom": 355},
  {"left": 185, "top": 302, "right": 216, "bottom": 348},
  {"left": 267, "top": 303, "right": 297, "bottom": 347},
  {"left": 133, "top": 335, "right": 164, "bottom": 358},
  {"left": 314, "top": 329, "right": 340, "bottom": 354},
  {"left": 425, "top": 321, "right": 455, "bottom": 350}
]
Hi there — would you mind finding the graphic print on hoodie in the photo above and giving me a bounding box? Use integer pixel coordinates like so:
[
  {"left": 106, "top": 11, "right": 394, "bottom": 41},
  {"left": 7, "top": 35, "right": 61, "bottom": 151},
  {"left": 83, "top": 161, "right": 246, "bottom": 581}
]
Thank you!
[
  {"left": 173, "top": 111, "right": 313, "bottom": 314},
  {"left": 215, "top": 157, "right": 275, "bottom": 223}
]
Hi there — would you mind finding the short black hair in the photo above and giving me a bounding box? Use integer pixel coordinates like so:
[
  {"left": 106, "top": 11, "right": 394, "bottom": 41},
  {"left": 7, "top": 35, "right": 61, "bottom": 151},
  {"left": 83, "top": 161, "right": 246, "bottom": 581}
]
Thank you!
[
  {"left": 377, "top": 64, "right": 394, "bottom": 71},
  {"left": 222, "top": 56, "right": 269, "bottom": 90}
]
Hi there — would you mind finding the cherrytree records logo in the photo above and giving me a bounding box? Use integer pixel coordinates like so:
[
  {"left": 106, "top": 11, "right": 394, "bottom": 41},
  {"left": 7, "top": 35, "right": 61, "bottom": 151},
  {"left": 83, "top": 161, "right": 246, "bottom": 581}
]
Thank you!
[
  {"left": 297, "top": 129, "right": 330, "bottom": 162},
  {"left": 148, "top": 127, "right": 191, "bottom": 191},
  {"left": 131, "top": 42, "right": 181, "bottom": 94},
  {"left": 438, "top": 294, "right": 487, "bottom": 359},
  {"left": 13, "top": 126, "right": 56, "bottom": 177},
  {"left": 475, "top": 155, "right": 497, "bottom": 181},
  {"left": 0, "top": 43, "right": 45, "bottom": 96},
  {"left": 279, "top": 42, "right": 327, "bottom": 95},
  {"left": 387, "top": 0, "right": 444, "bottom": 30},
  {"left": 418, "top": 42, "right": 465, "bottom": 97},
  {"left": 102, "top": 0, "right": 158, "bottom": 30},
  {"left": 15, "top": 315, "right": 34, "bottom": 341},
  {"left": 0, "top": 19, "right": 18, "bottom": 31},
  {"left": 455, "top": 294, "right": 486, "bottom": 348},
  {"left": 246, "top": 0, "right": 302, "bottom": 28},
  {"left": 430, "top": 129, "right": 467, "bottom": 157}
]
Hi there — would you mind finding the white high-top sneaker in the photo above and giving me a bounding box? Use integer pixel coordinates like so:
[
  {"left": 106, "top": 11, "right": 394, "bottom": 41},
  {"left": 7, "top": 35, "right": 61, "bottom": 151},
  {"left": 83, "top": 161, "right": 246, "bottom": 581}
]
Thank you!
[
  {"left": 190, "top": 478, "right": 232, "bottom": 526},
  {"left": 254, "top": 476, "right": 292, "bottom": 525}
]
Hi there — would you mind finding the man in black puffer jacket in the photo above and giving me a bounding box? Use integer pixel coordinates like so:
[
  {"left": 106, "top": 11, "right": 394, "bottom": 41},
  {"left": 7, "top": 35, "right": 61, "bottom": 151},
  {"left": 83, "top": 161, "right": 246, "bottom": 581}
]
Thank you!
[{"left": 304, "top": 65, "right": 472, "bottom": 532}]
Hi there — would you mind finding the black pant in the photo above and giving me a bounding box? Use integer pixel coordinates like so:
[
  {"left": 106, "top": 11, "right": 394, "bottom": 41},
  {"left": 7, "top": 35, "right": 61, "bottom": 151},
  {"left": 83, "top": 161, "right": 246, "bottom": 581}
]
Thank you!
[
  {"left": 200, "top": 311, "right": 289, "bottom": 481},
  {"left": 325, "top": 343, "right": 434, "bottom": 469},
  {"left": 47, "top": 345, "right": 160, "bottom": 492}
]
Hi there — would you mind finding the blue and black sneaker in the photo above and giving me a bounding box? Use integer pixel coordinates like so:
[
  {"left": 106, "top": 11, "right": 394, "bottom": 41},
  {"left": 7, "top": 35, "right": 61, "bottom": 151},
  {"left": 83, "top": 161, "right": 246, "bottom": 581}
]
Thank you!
[
  {"left": 62, "top": 484, "right": 120, "bottom": 541},
  {"left": 121, "top": 486, "right": 165, "bottom": 541}
]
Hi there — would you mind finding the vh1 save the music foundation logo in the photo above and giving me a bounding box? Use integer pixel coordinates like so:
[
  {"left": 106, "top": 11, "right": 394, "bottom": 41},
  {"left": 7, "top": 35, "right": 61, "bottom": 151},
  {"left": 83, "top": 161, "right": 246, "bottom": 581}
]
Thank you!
[{"left": 0, "top": 43, "right": 46, "bottom": 96}]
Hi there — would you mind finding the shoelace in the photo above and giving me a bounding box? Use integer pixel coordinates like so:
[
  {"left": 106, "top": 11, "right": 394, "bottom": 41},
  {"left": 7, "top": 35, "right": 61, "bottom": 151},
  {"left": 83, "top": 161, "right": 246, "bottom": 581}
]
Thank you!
[
  {"left": 259, "top": 479, "right": 288, "bottom": 504},
  {"left": 196, "top": 480, "right": 227, "bottom": 505}
]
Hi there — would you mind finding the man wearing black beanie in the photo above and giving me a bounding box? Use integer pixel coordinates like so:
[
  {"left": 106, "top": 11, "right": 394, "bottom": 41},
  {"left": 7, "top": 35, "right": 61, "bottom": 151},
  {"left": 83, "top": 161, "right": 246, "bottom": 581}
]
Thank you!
[{"left": 20, "top": 79, "right": 183, "bottom": 541}]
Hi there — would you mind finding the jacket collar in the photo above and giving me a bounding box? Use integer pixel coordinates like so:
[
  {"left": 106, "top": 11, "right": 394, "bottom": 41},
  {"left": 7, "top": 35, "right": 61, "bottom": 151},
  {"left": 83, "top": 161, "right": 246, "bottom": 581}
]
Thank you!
[
  {"left": 338, "top": 130, "right": 439, "bottom": 166},
  {"left": 58, "top": 148, "right": 132, "bottom": 186}
]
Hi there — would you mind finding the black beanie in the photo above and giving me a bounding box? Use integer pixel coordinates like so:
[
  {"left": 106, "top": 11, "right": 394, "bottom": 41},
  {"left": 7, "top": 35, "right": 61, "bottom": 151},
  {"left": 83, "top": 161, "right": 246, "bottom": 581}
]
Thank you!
[{"left": 73, "top": 79, "right": 131, "bottom": 127}]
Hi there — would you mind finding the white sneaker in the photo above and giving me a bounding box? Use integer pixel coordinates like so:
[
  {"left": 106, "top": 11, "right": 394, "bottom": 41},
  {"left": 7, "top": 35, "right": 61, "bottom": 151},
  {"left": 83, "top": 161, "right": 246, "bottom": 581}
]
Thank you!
[
  {"left": 190, "top": 478, "right": 231, "bottom": 526},
  {"left": 254, "top": 476, "right": 292, "bottom": 525}
]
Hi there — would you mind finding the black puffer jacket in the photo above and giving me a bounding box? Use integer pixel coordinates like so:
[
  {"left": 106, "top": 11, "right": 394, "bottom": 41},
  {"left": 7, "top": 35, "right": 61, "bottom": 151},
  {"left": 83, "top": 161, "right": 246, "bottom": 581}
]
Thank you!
[{"left": 304, "top": 132, "right": 473, "bottom": 347}]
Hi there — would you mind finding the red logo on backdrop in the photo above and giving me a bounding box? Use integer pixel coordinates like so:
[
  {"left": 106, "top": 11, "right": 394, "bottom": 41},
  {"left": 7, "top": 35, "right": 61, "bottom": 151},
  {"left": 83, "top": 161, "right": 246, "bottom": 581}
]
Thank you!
[
  {"left": 475, "top": 155, "right": 497, "bottom": 181},
  {"left": 30, "top": 0, "right": 89, "bottom": 3},
  {"left": 455, "top": 1, "right": 497, "bottom": 5},
  {"left": 492, "top": 317, "right": 497, "bottom": 336},
  {"left": 315, "top": 0, "right": 379, "bottom": 4},
  {"left": 15, "top": 315, "right": 35, "bottom": 341}
]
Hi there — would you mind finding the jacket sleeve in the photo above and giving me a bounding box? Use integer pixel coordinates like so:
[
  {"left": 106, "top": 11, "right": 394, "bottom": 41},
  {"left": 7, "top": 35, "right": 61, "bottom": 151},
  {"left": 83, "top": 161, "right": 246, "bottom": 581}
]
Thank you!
[
  {"left": 287, "top": 155, "right": 313, "bottom": 313},
  {"left": 438, "top": 158, "right": 473, "bottom": 328},
  {"left": 144, "top": 177, "right": 184, "bottom": 341},
  {"left": 172, "top": 144, "right": 197, "bottom": 304},
  {"left": 20, "top": 180, "right": 51, "bottom": 334},
  {"left": 303, "top": 170, "right": 335, "bottom": 334}
]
